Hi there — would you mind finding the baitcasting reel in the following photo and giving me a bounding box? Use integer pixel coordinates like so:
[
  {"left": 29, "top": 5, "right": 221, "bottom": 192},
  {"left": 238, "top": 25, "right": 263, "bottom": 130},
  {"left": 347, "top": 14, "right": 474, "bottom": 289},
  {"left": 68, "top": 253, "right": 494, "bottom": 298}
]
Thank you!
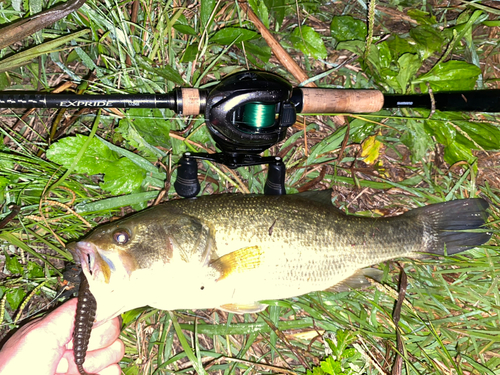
[{"left": 173, "top": 71, "right": 297, "bottom": 197}]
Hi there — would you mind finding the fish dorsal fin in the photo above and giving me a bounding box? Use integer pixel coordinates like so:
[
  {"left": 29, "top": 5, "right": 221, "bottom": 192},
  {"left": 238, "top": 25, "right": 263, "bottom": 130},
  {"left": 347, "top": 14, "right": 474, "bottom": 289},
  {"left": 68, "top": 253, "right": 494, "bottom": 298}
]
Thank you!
[
  {"left": 296, "top": 189, "right": 333, "bottom": 205},
  {"left": 219, "top": 302, "right": 268, "bottom": 314},
  {"left": 210, "top": 246, "right": 264, "bottom": 281},
  {"left": 326, "top": 268, "right": 383, "bottom": 293}
]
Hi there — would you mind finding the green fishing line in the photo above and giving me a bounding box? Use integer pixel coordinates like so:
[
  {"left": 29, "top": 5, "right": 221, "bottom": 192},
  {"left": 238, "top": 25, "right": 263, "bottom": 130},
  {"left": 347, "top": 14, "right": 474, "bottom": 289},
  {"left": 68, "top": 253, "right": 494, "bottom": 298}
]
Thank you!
[{"left": 242, "top": 103, "right": 276, "bottom": 129}]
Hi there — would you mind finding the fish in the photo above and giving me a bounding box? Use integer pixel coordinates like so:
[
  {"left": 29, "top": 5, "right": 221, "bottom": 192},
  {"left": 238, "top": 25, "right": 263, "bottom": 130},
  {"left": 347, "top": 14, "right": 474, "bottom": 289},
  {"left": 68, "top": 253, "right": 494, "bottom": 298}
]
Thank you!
[
  {"left": 68, "top": 189, "right": 491, "bottom": 320},
  {"left": 67, "top": 190, "right": 491, "bottom": 374}
]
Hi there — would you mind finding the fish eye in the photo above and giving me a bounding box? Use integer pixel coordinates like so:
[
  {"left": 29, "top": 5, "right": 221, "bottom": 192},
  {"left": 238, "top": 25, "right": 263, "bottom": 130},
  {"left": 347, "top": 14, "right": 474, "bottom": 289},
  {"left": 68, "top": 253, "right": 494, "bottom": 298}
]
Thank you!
[{"left": 113, "top": 230, "right": 130, "bottom": 245}]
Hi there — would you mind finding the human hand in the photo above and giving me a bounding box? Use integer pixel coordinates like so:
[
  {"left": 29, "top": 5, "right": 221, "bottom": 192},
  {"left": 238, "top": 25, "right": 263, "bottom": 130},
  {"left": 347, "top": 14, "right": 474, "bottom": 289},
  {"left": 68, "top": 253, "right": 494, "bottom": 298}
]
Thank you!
[{"left": 0, "top": 298, "right": 124, "bottom": 375}]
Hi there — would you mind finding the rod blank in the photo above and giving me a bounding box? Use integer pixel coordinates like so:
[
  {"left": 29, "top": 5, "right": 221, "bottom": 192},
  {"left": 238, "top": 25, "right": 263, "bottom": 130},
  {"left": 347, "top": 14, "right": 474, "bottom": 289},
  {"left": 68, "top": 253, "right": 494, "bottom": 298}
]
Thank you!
[{"left": 384, "top": 90, "right": 500, "bottom": 112}]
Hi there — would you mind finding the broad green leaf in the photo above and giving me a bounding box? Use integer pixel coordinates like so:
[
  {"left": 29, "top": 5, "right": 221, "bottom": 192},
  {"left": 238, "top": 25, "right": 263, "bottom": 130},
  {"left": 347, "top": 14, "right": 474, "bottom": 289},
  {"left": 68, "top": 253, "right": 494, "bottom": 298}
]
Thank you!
[
  {"left": 456, "top": 8, "right": 484, "bottom": 26},
  {"left": 249, "top": 0, "right": 270, "bottom": 28},
  {"left": 46, "top": 135, "right": 119, "bottom": 175},
  {"left": 414, "top": 61, "right": 482, "bottom": 91},
  {"left": 424, "top": 119, "right": 456, "bottom": 146},
  {"left": 380, "top": 67, "right": 400, "bottom": 92},
  {"left": 386, "top": 35, "right": 418, "bottom": 59},
  {"left": 349, "top": 118, "right": 376, "bottom": 143},
  {"left": 407, "top": 9, "right": 437, "bottom": 25},
  {"left": 377, "top": 41, "right": 392, "bottom": 69},
  {"left": 0, "top": 29, "right": 90, "bottom": 73},
  {"left": 181, "top": 43, "right": 199, "bottom": 62},
  {"left": 200, "top": 0, "right": 216, "bottom": 28},
  {"left": 26, "top": 261, "right": 45, "bottom": 278},
  {"left": 444, "top": 11, "right": 484, "bottom": 72},
  {"left": 98, "top": 136, "right": 165, "bottom": 177},
  {"left": 330, "top": 15, "right": 367, "bottom": 42},
  {"left": 101, "top": 158, "right": 146, "bottom": 195},
  {"left": 336, "top": 40, "right": 365, "bottom": 56},
  {"left": 173, "top": 24, "right": 197, "bottom": 36},
  {"left": 423, "top": 118, "right": 478, "bottom": 165},
  {"left": 290, "top": 26, "right": 327, "bottom": 59},
  {"left": 401, "top": 119, "right": 435, "bottom": 162},
  {"left": 6, "top": 288, "right": 26, "bottom": 310},
  {"left": 5, "top": 254, "right": 23, "bottom": 275},
  {"left": 396, "top": 53, "right": 421, "bottom": 92},
  {"left": 116, "top": 122, "right": 159, "bottom": 160},
  {"left": 126, "top": 108, "right": 171, "bottom": 149},
  {"left": 121, "top": 307, "right": 149, "bottom": 326},
  {"left": 443, "top": 141, "right": 476, "bottom": 165},
  {"left": 320, "top": 357, "right": 342, "bottom": 375},
  {"left": 244, "top": 40, "right": 272, "bottom": 63},
  {"left": 454, "top": 121, "right": 500, "bottom": 150},
  {"left": 264, "top": 0, "right": 285, "bottom": 27},
  {"left": 173, "top": 14, "right": 196, "bottom": 34},
  {"left": 210, "top": 27, "right": 259, "bottom": 45},
  {"left": 409, "top": 25, "right": 444, "bottom": 59}
]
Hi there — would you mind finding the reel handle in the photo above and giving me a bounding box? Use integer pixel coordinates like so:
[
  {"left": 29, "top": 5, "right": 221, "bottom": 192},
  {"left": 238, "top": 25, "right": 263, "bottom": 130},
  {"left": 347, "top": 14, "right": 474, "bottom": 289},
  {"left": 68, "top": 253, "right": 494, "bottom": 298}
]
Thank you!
[
  {"left": 173, "top": 155, "right": 200, "bottom": 198},
  {"left": 294, "top": 88, "right": 384, "bottom": 114},
  {"left": 264, "top": 158, "right": 286, "bottom": 196}
]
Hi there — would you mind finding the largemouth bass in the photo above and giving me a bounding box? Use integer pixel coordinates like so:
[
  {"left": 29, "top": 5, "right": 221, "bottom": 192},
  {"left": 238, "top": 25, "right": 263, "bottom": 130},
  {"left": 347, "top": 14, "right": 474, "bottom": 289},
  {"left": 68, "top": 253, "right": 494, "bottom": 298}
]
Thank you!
[
  {"left": 67, "top": 190, "right": 490, "bottom": 374},
  {"left": 68, "top": 190, "right": 491, "bottom": 320}
]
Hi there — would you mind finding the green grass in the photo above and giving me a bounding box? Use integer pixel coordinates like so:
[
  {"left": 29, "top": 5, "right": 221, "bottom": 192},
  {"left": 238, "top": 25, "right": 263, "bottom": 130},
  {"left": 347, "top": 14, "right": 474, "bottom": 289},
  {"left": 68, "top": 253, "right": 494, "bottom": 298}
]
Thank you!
[{"left": 1, "top": 0, "right": 500, "bottom": 374}]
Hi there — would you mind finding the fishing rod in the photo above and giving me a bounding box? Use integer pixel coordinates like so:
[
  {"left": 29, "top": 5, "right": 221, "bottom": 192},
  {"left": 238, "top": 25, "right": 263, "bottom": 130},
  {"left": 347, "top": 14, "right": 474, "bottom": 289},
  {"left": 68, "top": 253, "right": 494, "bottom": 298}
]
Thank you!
[
  {"left": 2, "top": 70, "right": 500, "bottom": 197},
  {"left": 3, "top": 81, "right": 500, "bottom": 112}
]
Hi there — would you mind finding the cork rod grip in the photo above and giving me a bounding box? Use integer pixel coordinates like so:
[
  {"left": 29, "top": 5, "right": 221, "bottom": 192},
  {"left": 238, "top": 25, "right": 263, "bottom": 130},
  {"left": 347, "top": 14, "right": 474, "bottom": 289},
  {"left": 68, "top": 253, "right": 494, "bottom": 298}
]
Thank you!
[
  {"left": 179, "top": 88, "right": 203, "bottom": 115},
  {"left": 299, "top": 88, "right": 384, "bottom": 114}
]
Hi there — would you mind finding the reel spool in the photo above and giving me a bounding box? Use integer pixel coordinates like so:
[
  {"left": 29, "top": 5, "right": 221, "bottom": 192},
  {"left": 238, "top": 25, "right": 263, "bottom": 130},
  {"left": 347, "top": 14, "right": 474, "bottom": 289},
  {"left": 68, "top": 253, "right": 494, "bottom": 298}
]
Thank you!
[
  {"left": 241, "top": 102, "right": 277, "bottom": 129},
  {"left": 174, "top": 71, "right": 296, "bottom": 198}
]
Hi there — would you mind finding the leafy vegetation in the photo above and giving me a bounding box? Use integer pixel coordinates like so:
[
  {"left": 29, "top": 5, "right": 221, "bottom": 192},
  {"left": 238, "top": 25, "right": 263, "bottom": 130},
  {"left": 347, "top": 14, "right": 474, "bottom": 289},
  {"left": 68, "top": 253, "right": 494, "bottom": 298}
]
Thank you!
[{"left": 1, "top": 0, "right": 500, "bottom": 374}]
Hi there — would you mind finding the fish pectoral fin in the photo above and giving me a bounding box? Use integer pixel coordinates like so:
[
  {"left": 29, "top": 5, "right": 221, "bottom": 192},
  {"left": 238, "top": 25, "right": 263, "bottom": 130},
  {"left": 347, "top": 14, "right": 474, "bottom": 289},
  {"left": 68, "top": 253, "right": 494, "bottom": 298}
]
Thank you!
[
  {"left": 326, "top": 268, "right": 383, "bottom": 293},
  {"left": 219, "top": 302, "right": 267, "bottom": 314},
  {"left": 210, "top": 245, "right": 264, "bottom": 281}
]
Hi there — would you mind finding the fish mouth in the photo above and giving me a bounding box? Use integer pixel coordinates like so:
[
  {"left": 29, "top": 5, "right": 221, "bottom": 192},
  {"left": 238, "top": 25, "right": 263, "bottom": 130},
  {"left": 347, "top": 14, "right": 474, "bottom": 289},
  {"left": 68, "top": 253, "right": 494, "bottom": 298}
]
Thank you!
[{"left": 66, "top": 241, "right": 111, "bottom": 283}]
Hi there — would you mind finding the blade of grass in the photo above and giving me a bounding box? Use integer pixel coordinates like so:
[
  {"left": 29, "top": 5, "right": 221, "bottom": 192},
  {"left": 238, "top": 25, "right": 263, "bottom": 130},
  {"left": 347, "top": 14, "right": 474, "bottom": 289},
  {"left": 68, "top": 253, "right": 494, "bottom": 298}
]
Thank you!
[{"left": 0, "top": 29, "right": 90, "bottom": 72}]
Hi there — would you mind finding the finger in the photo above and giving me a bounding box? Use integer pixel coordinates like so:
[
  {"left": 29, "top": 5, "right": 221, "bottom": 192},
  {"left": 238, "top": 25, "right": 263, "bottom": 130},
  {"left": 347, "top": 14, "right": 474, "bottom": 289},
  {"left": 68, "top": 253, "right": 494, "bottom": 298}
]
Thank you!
[
  {"left": 63, "top": 339, "right": 125, "bottom": 374},
  {"left": 66, "top": 316, "right": 122, "bottom": 351},
  {"left": 37, "top": 299, "right": 79, "bottom": 347},
  {"left": 88, "top": 316, "right": 122, "bottom": 351},
  {"left": 0, "top": 299, "right": 79, "bottom": 375}
]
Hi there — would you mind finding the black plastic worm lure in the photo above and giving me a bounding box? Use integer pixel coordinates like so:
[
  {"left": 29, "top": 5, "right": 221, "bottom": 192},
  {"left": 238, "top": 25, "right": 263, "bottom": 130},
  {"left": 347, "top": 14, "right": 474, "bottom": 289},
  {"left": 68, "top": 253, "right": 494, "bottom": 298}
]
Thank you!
[{"left": 73, "top": 272, "right": 97, "bottom": 375}]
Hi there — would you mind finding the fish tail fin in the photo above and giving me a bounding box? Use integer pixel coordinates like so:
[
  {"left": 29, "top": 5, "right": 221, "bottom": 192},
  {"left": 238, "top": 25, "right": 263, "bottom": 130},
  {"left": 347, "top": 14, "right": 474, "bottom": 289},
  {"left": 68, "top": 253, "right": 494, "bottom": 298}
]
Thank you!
[{"left": 406, "top": 198, "right": 491, "bottom": 256}]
